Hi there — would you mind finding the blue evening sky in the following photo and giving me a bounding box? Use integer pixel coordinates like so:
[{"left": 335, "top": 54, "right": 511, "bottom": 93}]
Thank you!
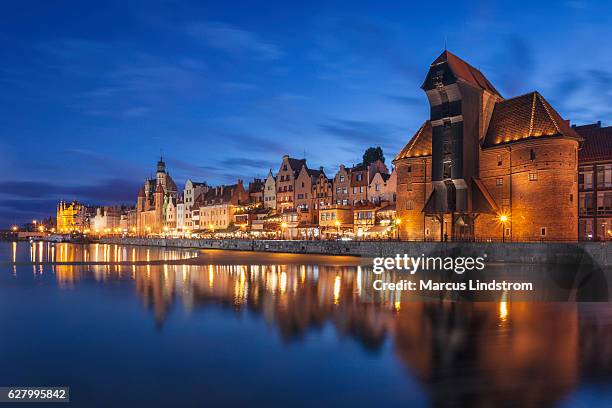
[{"left": 1, "top": 0, "right": 611, "bottom": 226}]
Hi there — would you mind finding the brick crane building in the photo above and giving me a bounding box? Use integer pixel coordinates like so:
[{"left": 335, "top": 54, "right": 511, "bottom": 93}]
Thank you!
[{"left": 394, "top": 51, "right": 582, "bottom": 242}]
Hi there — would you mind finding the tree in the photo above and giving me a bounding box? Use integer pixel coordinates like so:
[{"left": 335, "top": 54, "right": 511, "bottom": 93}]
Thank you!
[{"left": 362, "top": 146, "right": 385, "bottom": 166}]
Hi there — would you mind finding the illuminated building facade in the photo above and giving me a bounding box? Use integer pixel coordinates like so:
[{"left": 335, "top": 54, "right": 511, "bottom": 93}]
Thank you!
[
  {"left": 136, "top": 156, "right": 178, "bottom": 234},
  {"left": 195, "top": 182, "right": 249, "bottom": 231},
  {"left": 394, "top": 51, "right": 582, "bottom": 241},
  {"left": 574, "top": 122, "right": 612, "bottom": 240},
  {"left": 56, "top": 200, "right": 87, "bottom": 233}
]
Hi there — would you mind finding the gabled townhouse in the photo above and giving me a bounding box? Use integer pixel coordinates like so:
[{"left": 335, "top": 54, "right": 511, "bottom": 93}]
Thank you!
[
  {"left": 332, "top": 165, "right": 350, "bottom": 205},
  {"left": 276, "top": 155, "right": 306, "bottom": 212},
  {"left": 348, "top": 160, "right": 388, "bottom": 206},
  {"left": 263, "top": 169, "right": 277, "bottom": 210},
  {"left": 183, "top": 179, "right": 208, "bottom": 231},
  {"left": 368, "top": 168, "right": 397, "bottom": 205}
]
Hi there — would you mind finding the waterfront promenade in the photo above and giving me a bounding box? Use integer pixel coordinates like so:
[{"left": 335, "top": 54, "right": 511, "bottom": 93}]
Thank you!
[{"left": 99, "top": 237, "right": 612, "bottom": 268}]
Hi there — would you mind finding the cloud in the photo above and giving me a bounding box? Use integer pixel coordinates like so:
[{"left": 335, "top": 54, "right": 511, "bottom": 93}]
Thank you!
[
  {"left": 0, "top": 178, "right": 141, "bottom": 203},
  {"left": 319, "top": 119, "right": 399, "bottom": 147},
  {"left": 186, "top": 22, "right": 282, "bottom": 61},
  {"left": 494, "top": 36, "right": 534, "bottom": 96},
  {"left": 388, "top": 95, "right": 423, "bottom": 107},
  {"left": 223, "top": 131, "right": 290, "bottom": 154},
  {"left": 220, "top": 157, "right": 276, "bottom": 169}
]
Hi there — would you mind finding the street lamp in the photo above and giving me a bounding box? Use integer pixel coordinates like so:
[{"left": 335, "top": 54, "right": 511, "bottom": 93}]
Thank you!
[
  {"left": 11, "top": 225, "right": 18, "bottom": 232},
  {"left": 499, "top": 214, "right": 509, "bottom": 242}
]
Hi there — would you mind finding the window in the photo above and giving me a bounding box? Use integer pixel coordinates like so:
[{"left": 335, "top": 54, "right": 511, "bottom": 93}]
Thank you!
[
  {"left": 283, "top": 165, "right": 287, "bottom": 171},
  {"left": 342, "top": 199, "right": 348, "bottom": 205},
  {"left": 321, "top": 214, "right": 325, "bottom": 221},
  {"left": 301, "top": 182, "right": 305, "bottom": 188},
  {"left": 407, "top": 165, "right": 412, "bottom": 173},
  {"left": 579, "top": 169, "right": 593, "bottom": 189},
  {"left": 497, "top": 154, "right": 502, "bottom": 166},
  {"left": 353, "top": 187, "right": 357, "bottom": 194},
  {"left": 529, "top": 172, "right": 537, "bottom": 181},
  {"left": 360, "top": 186, "right": 364, "bottom": 193},
  {"left": 356, "top": 174, "right": 362, "bottom": 181},
  {"left": 339, "top": 175, "right": 345, "bottom": 182},
  {"left": 406, "top": 200, "right": 415, "bottom": 210},
  {"left": 496, "top": 178, "right": 503, "bottom": 186},
  {"left": 505, "top": 228, "right": 511, "bottom": 236},
  {"left": 597, "top": 164, "right": 612, "bottom": 188},
  {"left": 375, "top": 183, "right": 380, "bottom": 191},
  {"left": 425, "top": 228, "right": 430, "bottom": 236},
  {"left": 331, "top": 212, "right": 336, "bottom": 220},
  {"left": 530, "top": 149, "right": 536, "bottom": 161},
  {"left": 343, "top": 187, "right": 347, "bottom": 194},
  {"left": 570, "top": 194, "right": 573, "bottom": 202},
  {"left": 443, "top": 161, "right": 452, "bottom": 179},
  {"left": 540, "top": 227, "right": 547, "bottom": 237},
  {"left": 336, "top": 187, "right": 341, "bottom": 194}
]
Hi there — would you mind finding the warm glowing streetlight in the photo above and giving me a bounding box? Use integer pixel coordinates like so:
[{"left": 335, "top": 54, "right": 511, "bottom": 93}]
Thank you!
[
  {"left": 11, "top": 225, "right": 18, "bottom": 232},
  {"left": 281, "top": 222, "right": 288, "bottom": 229},
  {"left": 498, "top": 213, "right": 509, "bottom": 242}
]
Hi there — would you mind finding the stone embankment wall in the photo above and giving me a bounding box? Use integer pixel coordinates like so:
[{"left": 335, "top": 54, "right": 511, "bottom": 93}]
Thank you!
[{"left": 99, "top": 237, "right": 612, "bottom": 267}]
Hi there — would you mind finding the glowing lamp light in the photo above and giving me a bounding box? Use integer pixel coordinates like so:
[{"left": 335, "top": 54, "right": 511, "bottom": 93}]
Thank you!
[
  {"left": 281, "top": 222, "right": 288, "bottom": 229},
  {"left": 334, "top": 221, "right": 340, "bottom": 227},
  {"left": 395, "top": 218, "right": 402, "bottom": 225},
  {"left": 11, "top": 225, "right": 18, "bottom": 232},
  {"left": 499, "top": 214, "right": 508, "bottom": 223}
]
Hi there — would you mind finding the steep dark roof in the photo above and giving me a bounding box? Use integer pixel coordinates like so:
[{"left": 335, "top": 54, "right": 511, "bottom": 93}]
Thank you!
[
  {"left": 574, "top": 122, "right": 612, "bottom": 162},
  {"left": 307, "top": 168, "right": 322, "bottom": 179},
  {"left": 393, "top": 121, "right": 432, "bottom": 161},
  {"left": 166, "top": 175, "right": 178, "bottom": 193},
  {"left": 426, "top": 50, "right": 501, "bottom": 96},
  {"left": 482, "top": 91, "right": 582, "bottom": 148},
  {"left": 198, "top": 184, "right": 239, "bottom": 206},
  {"left": 137, "top": 185, "right": 145, "bottom": 198},
  {"left": 287, "top": 157, "right": 306, "bottom": 174},
  {"left": 248, "top": 179, "right": 264, "bottom": 193}
]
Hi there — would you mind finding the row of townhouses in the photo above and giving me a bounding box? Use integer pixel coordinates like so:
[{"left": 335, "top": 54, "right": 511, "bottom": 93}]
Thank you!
[
  {"left": 56, "top": 51, "right": 612, "bottom": 241},
  {"left": 127, "top": 152, "right": 398, "bottom": 239}
]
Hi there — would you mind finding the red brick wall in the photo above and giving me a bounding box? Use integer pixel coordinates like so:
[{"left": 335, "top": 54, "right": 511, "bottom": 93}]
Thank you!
[{"left": 477, "top": 139, "right": 579, "bottom": 241}]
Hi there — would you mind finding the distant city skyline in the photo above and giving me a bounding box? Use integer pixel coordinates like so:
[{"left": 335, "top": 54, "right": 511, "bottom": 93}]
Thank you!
[{"left": 2, "top": 0, "right": 612, "bottom": 226}]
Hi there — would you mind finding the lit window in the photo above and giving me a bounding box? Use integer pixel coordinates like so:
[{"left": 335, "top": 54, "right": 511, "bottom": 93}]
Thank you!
[
  {"left": 496, "top": 178, "right": 503, "bottom": 186},
  {"left": 529, "top": 172, "right": 538, "bottom": 181},
  {"left": 540, "top": 227, "right": 547, "bottom": 237}
]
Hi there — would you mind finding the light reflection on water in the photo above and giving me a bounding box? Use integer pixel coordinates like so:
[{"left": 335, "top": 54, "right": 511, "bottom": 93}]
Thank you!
[{"left": 1, "top": 242, "right": 612, "bottom": 407}]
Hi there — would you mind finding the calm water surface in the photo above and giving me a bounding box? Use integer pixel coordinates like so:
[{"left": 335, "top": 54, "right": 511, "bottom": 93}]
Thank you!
[{"left": 1, "top": 242, "right": 612, "bottom": 407}]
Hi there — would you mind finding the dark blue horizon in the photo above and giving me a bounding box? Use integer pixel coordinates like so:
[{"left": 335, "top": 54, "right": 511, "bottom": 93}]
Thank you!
[{"left": 1, "top": 0, "right": 611, "bottom": 226}]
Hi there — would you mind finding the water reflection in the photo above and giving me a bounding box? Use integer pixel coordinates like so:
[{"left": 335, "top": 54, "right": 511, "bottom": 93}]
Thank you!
[
  {"left": 3, "top": 243, "right": 612, "bottom": 407},
  {"left": 10, "top": 242, "right": 198, "bottom": 264}
]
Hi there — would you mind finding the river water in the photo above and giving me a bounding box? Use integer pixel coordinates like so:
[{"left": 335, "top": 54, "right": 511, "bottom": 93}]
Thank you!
[{"left": 1, "top": 241, "right": 612, "bottom": 407}]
